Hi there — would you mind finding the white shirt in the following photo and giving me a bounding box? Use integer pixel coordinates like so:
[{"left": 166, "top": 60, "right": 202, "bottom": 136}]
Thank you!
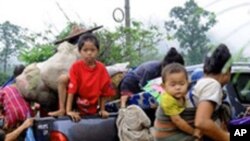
[{"left": 186, "top": 77, "right": 223, "bottom": 110}]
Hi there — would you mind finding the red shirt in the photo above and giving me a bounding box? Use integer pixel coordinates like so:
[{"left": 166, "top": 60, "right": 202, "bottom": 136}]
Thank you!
[{"left": 68, "top": 60, "right": 115, "bottom": 115}]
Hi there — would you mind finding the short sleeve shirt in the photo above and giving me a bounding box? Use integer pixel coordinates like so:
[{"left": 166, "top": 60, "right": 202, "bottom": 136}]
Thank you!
[
  {"left": 160, "top": 92, "right": 185, "bottom": 116},
  {"left": 187, "top": 77, "right": 223, "bottom": 110},
  {"left": 67, "top": 60, "right": 115, "bottom": 114}
]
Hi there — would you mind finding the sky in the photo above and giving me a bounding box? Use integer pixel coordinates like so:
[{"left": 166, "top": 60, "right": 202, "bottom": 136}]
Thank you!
[{"left": 0, "top": 0, "right": 250, "bottom": 57}]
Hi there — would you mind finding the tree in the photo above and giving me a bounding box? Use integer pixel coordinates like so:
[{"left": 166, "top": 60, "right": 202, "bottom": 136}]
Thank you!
[
  {"left": 165, "top": 0, "right": 216, "bottom": 65},
  {"left": 95, "top": 21, "right": 163, "bottom": 67},
  {"left": 0, "top": 21, "right": 28, "bottom": 72},
  {"left": 19, "top": 21, "right": 163, "bottom": 67},
  {"left": 19, "top": 22, "right": 80, "bottom": 64}
]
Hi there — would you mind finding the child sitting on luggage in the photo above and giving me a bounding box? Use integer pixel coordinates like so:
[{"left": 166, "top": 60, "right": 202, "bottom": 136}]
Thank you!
[{"left": 65, "top": 33, "right": 115, "bottom": 122}]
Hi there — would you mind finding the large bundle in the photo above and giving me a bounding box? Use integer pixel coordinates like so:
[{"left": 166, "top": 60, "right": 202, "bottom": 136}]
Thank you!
[{"left": 15, "top": 42, "right": 79, "bottom": 111}]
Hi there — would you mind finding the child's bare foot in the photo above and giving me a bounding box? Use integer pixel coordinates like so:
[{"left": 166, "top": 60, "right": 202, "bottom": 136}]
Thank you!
[{"left": 48, "top": 110, "right": 65, "bottom": 117}]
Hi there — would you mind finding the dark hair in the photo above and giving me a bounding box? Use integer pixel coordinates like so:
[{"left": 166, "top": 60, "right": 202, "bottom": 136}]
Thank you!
[
  {"left": 13, "top": 64, "right": 25, "bottom": 78},
  {"left": 161, "top": 63, "right": 188, "bottom": 83},
  {"left": 204, "top": 44, "right": 231, "bottom": 74},
  {"left": 77, "top": 33, "right": 100, "bottom": 52},
  {"left": 161, "top": 47, "right": 185, "bottom": 69}
]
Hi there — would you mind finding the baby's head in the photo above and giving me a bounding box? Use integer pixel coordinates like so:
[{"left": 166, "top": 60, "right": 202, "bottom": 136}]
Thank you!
[{"left": 161, "top": 63, "right": 188, "bottom": 99}]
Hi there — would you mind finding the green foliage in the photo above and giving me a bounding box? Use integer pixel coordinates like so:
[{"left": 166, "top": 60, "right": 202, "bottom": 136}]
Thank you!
[
  {"left": 18, "top": 21, "right": 162, "bottom": 67},
  {"left": 95, "top": 21, "right": 162, "bottom": 67},
  {"left": 19, "top": 44, "right": 56, "bottom": 64},
  {"left": 19, "top": 23, "right": 81, "bottom": 65},
  {"left": 0, "top": 21, "right": 28, "bottom": 72},
  {"left": 165, "top": 0, "right": 216, "bottom": 65}
]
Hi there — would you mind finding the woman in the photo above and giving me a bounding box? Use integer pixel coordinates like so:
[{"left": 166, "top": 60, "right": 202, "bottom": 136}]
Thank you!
[{"left": 153, "top": 44, "right": 231, "bottom": 141}]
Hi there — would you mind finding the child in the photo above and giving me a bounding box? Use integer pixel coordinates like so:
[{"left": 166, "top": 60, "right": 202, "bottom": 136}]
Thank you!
[
  {"left": 120, "top": 47, "right": 185, "bottom": 108},
  {"left": 153, "top": 63, "right": 201, "bottom": 141},
  {"left": 65, "top": 33, "right": 115, "bottom": 122},
  {"left": 192, "top": 44, "right": 231, "bottom": 141}
]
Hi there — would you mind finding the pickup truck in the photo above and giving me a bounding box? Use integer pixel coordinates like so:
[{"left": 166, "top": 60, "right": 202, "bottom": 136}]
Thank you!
[
  {"left": 33, "top": 114, "right": 119, "bottom": 141},
  {"left": 32, "top": 62, "right": 250, "bottom": 141}
]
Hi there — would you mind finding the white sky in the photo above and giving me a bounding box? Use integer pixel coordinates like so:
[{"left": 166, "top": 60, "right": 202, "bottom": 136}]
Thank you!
[{"left": 0, "top": 0, "right": 250, "bottom": 56}]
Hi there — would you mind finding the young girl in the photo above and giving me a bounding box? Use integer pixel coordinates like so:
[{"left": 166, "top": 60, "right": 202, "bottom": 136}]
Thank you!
[
  {"left": 192, "top": 44, "right": 231, "bottom": 141},
  {"left": 153, "top": 63, "right": 201, "bottom": 141},
  {"left": 65, "top": 33, "right": 115, "bottom": 122}
]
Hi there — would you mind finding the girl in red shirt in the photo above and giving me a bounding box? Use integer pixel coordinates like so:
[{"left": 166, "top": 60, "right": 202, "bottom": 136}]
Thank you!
[{"left": 65, "top": 33, "right": 115, "bottom": 122}]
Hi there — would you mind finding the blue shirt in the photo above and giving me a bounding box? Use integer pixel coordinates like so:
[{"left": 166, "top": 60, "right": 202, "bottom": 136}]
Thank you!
[
  {"left": 120, "top": 61, "right": 161, "bottom": 94},
  {"left": 133, "top": 61, "right": 161, "bottom": 87}
]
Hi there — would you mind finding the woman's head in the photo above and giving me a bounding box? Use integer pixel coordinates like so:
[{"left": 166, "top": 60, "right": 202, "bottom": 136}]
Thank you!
[
  {"left": 204, "top": 44, "right": 232, "bottom": 85},
  {"left": 161, "top": 47, "right": 185, "bottom": 69},
  {"left": 77, "top": 33, "right": 100, "bottom": 63},
  {"left": 161, "top": 63, "right": 188, "bottom": 99}
]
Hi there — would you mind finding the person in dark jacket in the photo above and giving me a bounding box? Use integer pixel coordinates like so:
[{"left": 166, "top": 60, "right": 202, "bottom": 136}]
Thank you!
[{"left": 120, "top": 47, "right": 185, "bottom": 108}]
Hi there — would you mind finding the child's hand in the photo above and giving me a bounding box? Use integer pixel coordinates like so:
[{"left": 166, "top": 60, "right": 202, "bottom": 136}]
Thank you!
[
  {"left": 67, "top": 111, "right": 81, "bottom": 122},
  {"left": 99, "top": 110, "right": 109, "bottom": 118},
  {"left": 22, "top": 118, "right": 34, "bottom": 129}
]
